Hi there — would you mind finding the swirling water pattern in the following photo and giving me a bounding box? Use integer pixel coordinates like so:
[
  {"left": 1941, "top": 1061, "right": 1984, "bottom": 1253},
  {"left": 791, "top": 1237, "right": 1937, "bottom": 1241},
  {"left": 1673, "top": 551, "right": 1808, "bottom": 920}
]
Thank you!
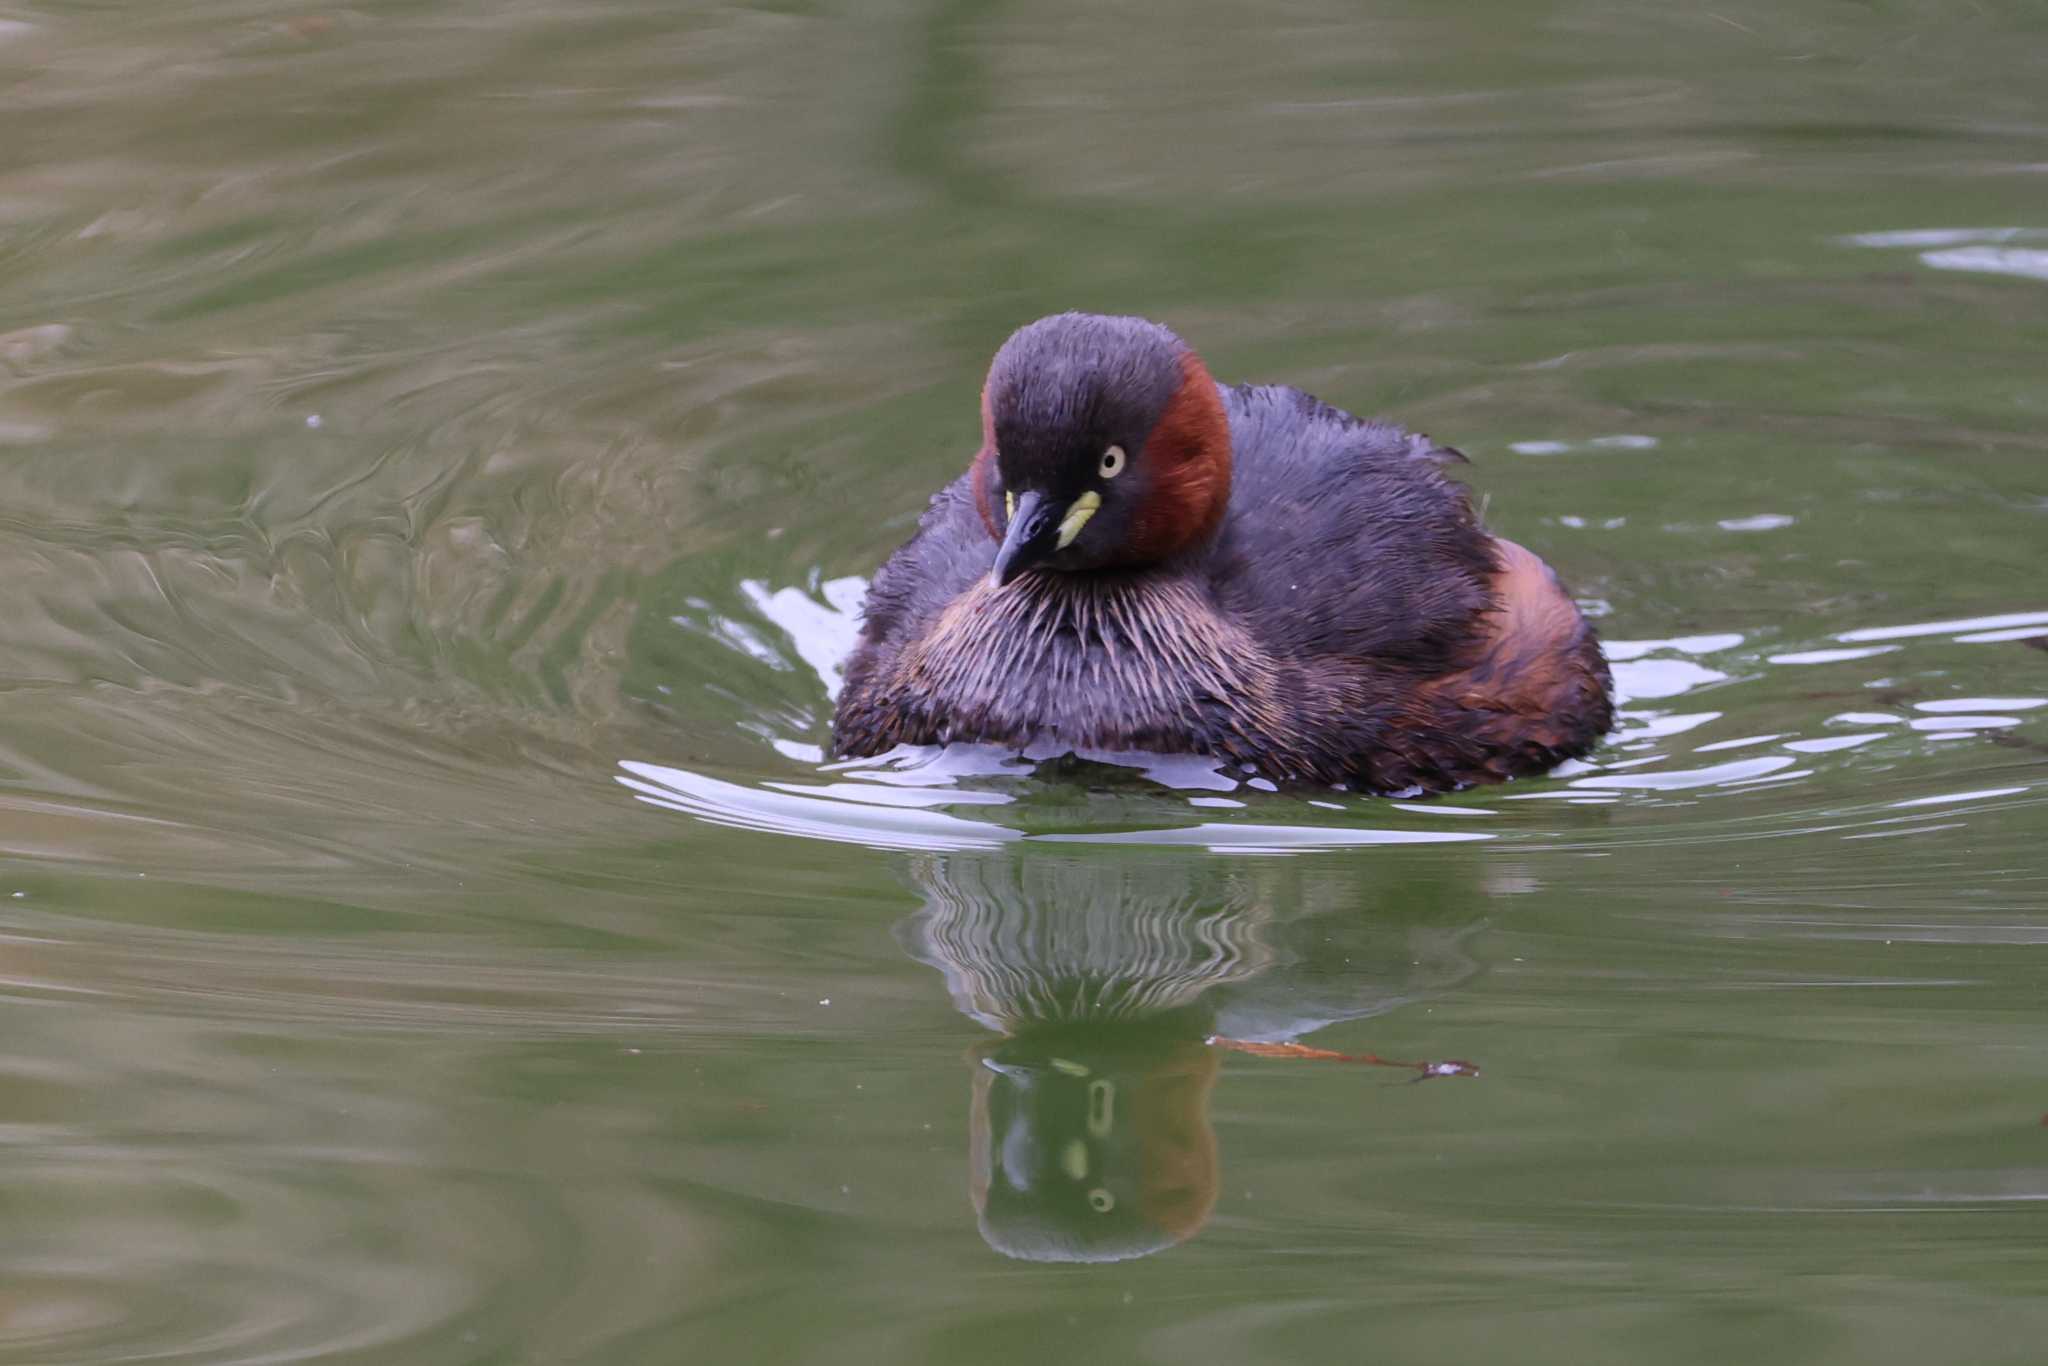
[{"left": 3, "top": 1, "right": 2047, "bottom": 1361}]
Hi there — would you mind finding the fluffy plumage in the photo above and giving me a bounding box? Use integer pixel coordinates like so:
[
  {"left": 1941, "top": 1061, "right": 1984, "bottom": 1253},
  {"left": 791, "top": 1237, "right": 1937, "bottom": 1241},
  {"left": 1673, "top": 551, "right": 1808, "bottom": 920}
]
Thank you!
[{"left": 832, "top": 315, "right": 1612, "bottom": 793}]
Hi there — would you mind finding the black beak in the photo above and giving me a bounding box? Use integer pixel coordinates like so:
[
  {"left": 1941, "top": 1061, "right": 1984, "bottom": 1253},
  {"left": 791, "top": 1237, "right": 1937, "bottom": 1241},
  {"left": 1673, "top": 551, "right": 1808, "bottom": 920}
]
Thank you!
[{"left": 989, "top": 489, "right": 1058, "bottom": 588}]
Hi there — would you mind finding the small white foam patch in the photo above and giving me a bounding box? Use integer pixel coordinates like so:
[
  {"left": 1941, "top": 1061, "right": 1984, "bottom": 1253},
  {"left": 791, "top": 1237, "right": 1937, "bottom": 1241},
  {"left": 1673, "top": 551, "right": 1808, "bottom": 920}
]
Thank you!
[{"left": 1718, "top": 514, "right": 1795, "bottom": 532}]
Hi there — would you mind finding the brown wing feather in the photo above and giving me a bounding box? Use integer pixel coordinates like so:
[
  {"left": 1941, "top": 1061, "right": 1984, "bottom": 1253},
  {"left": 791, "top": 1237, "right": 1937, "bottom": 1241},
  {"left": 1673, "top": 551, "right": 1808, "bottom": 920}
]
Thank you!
[{"left": 1417, "top": 538, "right": 1612, "bottom": 777}]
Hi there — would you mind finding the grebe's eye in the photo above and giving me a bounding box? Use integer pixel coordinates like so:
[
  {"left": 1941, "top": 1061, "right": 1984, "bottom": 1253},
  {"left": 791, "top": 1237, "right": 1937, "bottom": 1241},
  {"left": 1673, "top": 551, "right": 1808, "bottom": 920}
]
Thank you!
[
  {"left": 1099, "top": 445, "right": 1126, "bottom": 479},
  {"left": 1004, "top": 490, "right": 1015, "bottom": 521}
]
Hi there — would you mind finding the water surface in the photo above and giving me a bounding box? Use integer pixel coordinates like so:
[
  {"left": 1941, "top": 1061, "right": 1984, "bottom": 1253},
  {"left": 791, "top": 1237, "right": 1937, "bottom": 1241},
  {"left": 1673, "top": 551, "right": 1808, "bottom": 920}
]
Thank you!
[{"left": 3, "top": 2, "right": 2047, "bottom": 1362}]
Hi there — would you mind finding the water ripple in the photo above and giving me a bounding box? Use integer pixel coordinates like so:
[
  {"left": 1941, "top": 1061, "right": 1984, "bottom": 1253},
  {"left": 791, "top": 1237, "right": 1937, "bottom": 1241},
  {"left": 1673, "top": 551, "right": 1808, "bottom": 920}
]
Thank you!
[{"left": 625, "top": 571, "right": 2048, "bottom": 855}]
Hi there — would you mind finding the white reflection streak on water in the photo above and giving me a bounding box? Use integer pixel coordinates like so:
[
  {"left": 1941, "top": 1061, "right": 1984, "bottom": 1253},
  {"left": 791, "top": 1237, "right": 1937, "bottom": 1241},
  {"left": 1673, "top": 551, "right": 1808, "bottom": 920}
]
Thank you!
[
  {"left": 1603, "top": 633, "right": 1746, "bottom": 661},
  {"left": 1768, "top": 646, "right": 1898, "bottom": 665},
  {"left": 739, "top": 577, "right": 865, "bottom": 701},
  {"left": 1906, "top": 715, "right": 2022, "bottom": 732},
  {"left": 762, "top": 780, "right": 1013, "bottom": 808},
  {"left": 1571, "top": 756, "right": 1796, "bottom": 791},
  {"left": 617, "top": 761, "right": 1018, "bottom": 852},
  {"left": 1841, "top": 823, "right": 1967, "bottom": 841},
  {"left": 1509, "top": 434, "right": 1659, "bottom": 455},
  {"left": 1956, "top": 625, "right": 2048, "bottom": 643},
  {"left": 1841, "top": 227, "right": 2048, "bottom": 283},
  {"left": 1784, "top": 734, "right": 1882, "bottom": 754},
  {"left": 1918, "top": 247, "right": 2048, "bottom": 282},
  {"left": 1694, "top": 733, "right": 1787, "bottom": 752},
  {"left": 1840, "top": 227, "right": 2048, "bottom": 248},
  {"left": 1890, "top": 787, "right": 2030, "bottom": 808},
  {"left": 1915, "top": 698, "right": 2046, "bottom": 713},
  {"left": 1031, "top": 824, "right": 1494, "bottom": 853},
  {"left": 1837, "top": 610, "right": 2048, "bottom": 643}
]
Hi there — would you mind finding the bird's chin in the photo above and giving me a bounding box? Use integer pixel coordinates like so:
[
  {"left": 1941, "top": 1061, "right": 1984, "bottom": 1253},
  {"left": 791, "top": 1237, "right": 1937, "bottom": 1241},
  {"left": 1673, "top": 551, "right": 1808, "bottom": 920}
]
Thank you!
[{"left": 987, "top": 565, "right": 1052, "bottom": 593}]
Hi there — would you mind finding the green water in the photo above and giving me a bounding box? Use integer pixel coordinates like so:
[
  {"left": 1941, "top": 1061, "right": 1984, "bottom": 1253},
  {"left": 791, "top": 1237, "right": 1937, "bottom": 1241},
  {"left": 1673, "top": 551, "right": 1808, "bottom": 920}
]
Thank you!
[{"left": 4, "top": 1, "right": 2048, "bottom": 1361}]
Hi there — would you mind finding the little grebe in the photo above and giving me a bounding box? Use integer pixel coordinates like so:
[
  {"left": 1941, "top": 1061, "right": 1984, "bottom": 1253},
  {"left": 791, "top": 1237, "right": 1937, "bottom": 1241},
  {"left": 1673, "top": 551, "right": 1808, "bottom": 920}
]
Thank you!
[{"left": 831, "top": 313, "right": 1612, "bottom": 793}]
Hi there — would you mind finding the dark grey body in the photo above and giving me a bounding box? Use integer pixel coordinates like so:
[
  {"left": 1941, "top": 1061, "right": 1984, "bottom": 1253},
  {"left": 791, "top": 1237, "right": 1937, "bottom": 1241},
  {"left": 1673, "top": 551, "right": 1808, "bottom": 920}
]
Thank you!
[{"left": 832, "top": 384, "right": 1611, "bottom": 793}]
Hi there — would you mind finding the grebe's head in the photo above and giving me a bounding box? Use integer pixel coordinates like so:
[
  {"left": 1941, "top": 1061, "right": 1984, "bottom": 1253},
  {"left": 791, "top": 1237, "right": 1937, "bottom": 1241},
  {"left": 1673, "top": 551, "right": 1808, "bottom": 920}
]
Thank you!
[{"left": 974, "top": 313, "right": 1232, "bottom": 587}]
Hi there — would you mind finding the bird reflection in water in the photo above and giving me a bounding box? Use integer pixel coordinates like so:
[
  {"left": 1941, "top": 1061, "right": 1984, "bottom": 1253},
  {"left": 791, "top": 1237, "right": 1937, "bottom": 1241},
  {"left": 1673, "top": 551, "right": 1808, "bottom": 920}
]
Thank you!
[{"left": 896, "top": 850, "right": 1481, "bottom": 1263}]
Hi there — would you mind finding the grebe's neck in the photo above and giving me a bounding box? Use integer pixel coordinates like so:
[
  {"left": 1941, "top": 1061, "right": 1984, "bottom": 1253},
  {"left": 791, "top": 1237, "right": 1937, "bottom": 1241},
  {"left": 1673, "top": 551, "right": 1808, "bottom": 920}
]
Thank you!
[{"left": 1125, "top": 351, "right": 1231, "bottom": 563}]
